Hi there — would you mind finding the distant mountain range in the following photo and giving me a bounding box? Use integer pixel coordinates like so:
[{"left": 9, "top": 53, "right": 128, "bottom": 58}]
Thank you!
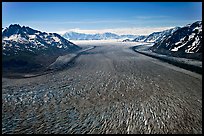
[
  {"left": 62, "top": 31, "right": 138, "bottom": 40},
  {"left": 2, "top": 24, "right": 81, "bottom": 73}
]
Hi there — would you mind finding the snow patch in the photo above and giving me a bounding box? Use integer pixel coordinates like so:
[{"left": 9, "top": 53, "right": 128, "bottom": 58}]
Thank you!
[
  {"left": 29, "top": 35, "right": 36, "bottom": 39},
  {"left": 57, "top": 45, "right": 63, "bottom": 48},
  {"left": 185, "top": 36, "right": 200, "bottom": 53},
  {"left": 171, "top": 44, "right": 185, "bottom": 52},
  {"left": 3, "top": 34, "right": 28, "bottom": 43},
  {"left": 52, "top": 36, "right": 61, "bottom": 43},
  {"left": 193, "top": 26, "right": 202, "bottom": 32},
  {"left": 189, "top": 33, "right": 195, "bottom": 40}
]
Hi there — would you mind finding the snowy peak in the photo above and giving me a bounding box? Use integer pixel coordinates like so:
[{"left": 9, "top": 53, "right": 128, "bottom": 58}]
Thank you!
[
  {"left": 2, "top": 24, "right": 81, "bottom": 56},
  {"left": 3, "top": 24, "right": 40, "bottom": 38}
]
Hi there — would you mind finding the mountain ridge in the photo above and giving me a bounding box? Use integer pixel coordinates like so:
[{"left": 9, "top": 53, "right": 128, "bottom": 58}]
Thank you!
[
  {"left": 2, "top": 24, "right": 81, "bottom": 74},
  {"left": 150, "top": 21, "right": 202, "bottom": 60}
]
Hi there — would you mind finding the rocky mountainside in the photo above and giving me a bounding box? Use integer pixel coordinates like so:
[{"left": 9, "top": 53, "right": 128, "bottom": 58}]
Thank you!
[
  {"left": 143, "top": 27, "right": 180, "bottom": 43},
  {"left": 150, "top": 21, "right": 202, "bottom": 60},
  {"left": 2, "top": 24, "right": 81, "bottom": 74},
  {"left": 126, "top": 27, "right": 179, "bottom": 43}
]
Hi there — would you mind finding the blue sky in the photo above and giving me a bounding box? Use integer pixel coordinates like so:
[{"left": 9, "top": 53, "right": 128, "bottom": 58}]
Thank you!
[{"left": 2, "top": 2, "right": 202, "bottom": 35}]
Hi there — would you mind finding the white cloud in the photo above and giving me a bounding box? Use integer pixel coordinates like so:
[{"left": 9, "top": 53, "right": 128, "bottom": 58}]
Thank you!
[{"left": 55, "top": 27, "right": 175, "bottom": 35}]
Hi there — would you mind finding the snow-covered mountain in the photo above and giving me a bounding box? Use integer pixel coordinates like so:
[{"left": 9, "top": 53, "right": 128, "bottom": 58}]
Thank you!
[
  {"left": 62, "top": 31, "right": 137, "bottom": 40},
  {"left": 2, "top": 24, "right": 81, "bottom": 56},
  {"left": 2, "top": 24, "right": 81, "bottom": 73},
  {"left": 99, "top": 32, "right": 120, "bottom": 40},
  {"left": 150, "top": 21, "right": 202, "bottom": 60},
  {"left": 63, "top": 32, "right": 97, "bottom": 40}
]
